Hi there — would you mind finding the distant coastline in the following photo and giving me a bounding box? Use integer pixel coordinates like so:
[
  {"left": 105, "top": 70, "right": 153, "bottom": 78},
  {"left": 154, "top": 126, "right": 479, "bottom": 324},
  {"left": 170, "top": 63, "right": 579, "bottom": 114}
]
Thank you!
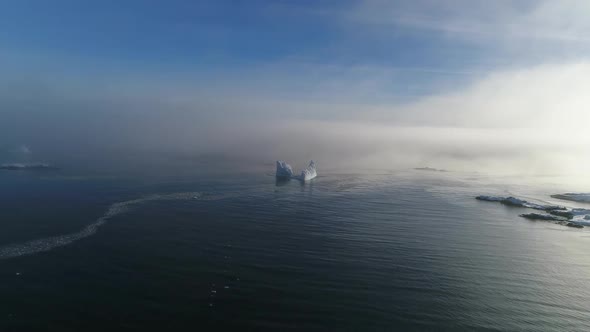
[{"left": 414, "top": 167, "right": 448, "bottom": 172}]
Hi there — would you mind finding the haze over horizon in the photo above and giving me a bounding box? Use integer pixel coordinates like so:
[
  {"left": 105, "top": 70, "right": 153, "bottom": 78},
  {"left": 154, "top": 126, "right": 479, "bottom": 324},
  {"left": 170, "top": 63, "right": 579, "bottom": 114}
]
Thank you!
[
  {"left": 2, "top": 1, "right": 590, "bottom": 178},
  {"left": 4, "top": 3, "right": 590, "bottom": 331}
]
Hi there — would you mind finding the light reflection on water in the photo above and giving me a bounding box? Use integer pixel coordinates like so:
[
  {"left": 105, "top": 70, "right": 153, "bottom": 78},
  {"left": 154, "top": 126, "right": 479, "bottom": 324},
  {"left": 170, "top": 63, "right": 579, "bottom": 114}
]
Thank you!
[{"left": 0, "top": 170, "right": 589, "bottom": 331}]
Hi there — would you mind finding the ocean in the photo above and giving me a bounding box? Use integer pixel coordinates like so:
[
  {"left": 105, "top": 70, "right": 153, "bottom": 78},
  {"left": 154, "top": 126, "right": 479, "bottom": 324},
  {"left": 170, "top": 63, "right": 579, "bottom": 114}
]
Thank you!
[{"left": 1, "top": 168, "right": 590, "bottom": 331}]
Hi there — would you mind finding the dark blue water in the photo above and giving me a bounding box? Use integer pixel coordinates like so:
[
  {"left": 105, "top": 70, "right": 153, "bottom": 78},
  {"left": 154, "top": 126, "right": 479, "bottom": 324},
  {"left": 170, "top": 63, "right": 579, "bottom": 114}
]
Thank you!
[{"left": 1, "top": 169, "right": 590, "bottom": 331}]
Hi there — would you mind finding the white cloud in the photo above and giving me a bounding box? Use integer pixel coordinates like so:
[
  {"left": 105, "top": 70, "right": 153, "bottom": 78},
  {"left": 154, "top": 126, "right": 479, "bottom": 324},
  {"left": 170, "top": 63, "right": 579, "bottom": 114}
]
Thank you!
[
  {"left": 348, "top": 0, "right": 590, "bottom": 43},
  {"left": 185, "top": 61, "right": 590, "bottom": 176},
  {"left": 2, "top": 2, "right": 590, "bottom": 178},
  {"left": 389, "top": 62, "right": 590, "bottom": 130}
]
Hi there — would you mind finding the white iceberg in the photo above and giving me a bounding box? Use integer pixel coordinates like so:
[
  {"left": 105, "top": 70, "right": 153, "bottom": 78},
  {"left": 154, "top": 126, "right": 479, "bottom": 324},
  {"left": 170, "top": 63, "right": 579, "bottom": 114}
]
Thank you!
[
  {"left": 296, "top": 160, "right": 317, "bottom": 181},
  {"left": 276, "top": 161, "right": 294, "bottom": 178},
  {"left": 276, "top": 160, "right": 317, "bottom": 181}
]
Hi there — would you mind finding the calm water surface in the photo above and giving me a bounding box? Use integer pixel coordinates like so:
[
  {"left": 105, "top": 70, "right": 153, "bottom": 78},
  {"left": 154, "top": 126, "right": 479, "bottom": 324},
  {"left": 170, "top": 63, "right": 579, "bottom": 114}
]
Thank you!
[{"left": 1, "top": 169, "right": 589, "bottom": 331}]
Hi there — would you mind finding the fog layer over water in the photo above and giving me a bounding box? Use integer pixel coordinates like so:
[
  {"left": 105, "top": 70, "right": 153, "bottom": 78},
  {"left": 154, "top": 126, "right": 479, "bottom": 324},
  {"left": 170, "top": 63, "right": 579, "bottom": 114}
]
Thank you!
[{"left": 2, "top": 62, "right": 590, "bottom": 182}]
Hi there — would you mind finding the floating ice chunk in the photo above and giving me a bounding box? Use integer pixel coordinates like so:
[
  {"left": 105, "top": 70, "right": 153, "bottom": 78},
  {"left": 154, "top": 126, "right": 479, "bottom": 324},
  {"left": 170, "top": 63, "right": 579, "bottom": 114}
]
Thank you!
[
  {"left": 276, "top": 161, "right": 294, "bottom": 178},
  {"left": 520, "top": 213, "right": 563, "bottom": 221},
  {"left": 520, "top": 213, "right": 586, "bottom": 228},
  {"left": 476, "top": 195, "right": 504, "bottom": 202},
  {"left": 476, "top": 195, "right": 564, "bottom": 211},
  {"left": 297, "top": 160, "right": 317, "bottom": 181},
  {"left": 548, "top": 210, "right": 574, "bottom": 219},
  {"left": 477, "top": 195, "right": 587, "bottom": 228},
  {"left": 572, "top": 208, "right": 590, "bottom": 215},
  {"left": 275, "top": 160, "right": 317, "bottom": 181},
  {"left": 500, "top": 197, "right": 529, "bottom": 207},
  {"left": 570, "top": 209, "right": 590, "bottom": 224}
]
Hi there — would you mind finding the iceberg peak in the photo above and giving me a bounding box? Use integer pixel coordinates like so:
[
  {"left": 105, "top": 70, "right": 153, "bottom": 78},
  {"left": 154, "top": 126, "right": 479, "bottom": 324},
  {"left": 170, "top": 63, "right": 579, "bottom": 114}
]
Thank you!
[
  {"left": 276, "top": 160, "right": 294, "bottom": 178},
  {"left": 297, "top": 160, "right": 317, "bottom": 181},
  {"left": 275, "top": 160, "right": 317, "bottom": 181}
]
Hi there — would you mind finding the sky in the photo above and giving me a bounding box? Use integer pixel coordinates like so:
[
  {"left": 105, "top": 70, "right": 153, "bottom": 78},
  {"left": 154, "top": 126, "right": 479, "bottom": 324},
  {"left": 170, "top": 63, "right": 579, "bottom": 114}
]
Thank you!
[{"left": 1, "top": 0, "right": 590, "bottom": 176}]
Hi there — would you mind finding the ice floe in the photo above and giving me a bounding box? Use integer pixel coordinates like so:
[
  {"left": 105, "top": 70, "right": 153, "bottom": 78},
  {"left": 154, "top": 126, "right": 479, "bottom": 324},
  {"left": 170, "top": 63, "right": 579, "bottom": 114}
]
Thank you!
[
  {"left": 476, "top": 195, "right": 587, "bottom": 228},
  {"left": 475, "top": 196, "right": 565, "bottom": 211},
  {"left": 520, "top": 213, "right": 563, "bottom": 221}
]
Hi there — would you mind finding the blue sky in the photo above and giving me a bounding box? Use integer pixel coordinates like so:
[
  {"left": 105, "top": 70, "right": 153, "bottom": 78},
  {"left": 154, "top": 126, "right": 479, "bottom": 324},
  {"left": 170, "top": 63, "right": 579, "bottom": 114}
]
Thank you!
[
  {"left": 2, "top": 1, "right": 590, "bottom": 175},
  {"left": 0, "top": 0, "right": 495, "bottom": 99},
  {"left": 2, "top": 1, "right": 337, "bottom": 64},
  {"left": 3, "top": 1, "right": 589, "bottom": 76},
  {"left": 1, "top": 1, "right": 458, "bottom": 65},
  {"left": 3, "top": 0, "right": 588, "bottom": 104}
]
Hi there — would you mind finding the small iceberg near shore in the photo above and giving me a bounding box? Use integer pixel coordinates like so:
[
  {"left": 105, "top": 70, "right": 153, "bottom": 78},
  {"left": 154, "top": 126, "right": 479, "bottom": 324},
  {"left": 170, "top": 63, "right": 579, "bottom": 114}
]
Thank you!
[
  {"left": 276, "top": 160, "right": 317, "bottom": 181},
  {"left": 519, "top": 213, "right": 564, "bottom": 221}
]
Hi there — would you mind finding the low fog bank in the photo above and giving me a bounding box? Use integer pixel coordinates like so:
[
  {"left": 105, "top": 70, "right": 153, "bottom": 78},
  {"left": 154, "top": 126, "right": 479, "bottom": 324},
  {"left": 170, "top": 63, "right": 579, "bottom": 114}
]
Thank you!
[
  {"left": 1, "top": 62, "right": 590, "bottom": 179},
  {"left": 2, "top": 116, "right": 588, "bottom": 178}
]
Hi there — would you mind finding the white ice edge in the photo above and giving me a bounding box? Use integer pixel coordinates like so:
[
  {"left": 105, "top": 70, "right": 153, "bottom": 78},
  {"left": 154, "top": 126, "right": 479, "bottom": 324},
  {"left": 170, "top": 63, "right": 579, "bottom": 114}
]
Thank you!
[{"left": 276, "top": 160, "right": 317, "bottom": 181}]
